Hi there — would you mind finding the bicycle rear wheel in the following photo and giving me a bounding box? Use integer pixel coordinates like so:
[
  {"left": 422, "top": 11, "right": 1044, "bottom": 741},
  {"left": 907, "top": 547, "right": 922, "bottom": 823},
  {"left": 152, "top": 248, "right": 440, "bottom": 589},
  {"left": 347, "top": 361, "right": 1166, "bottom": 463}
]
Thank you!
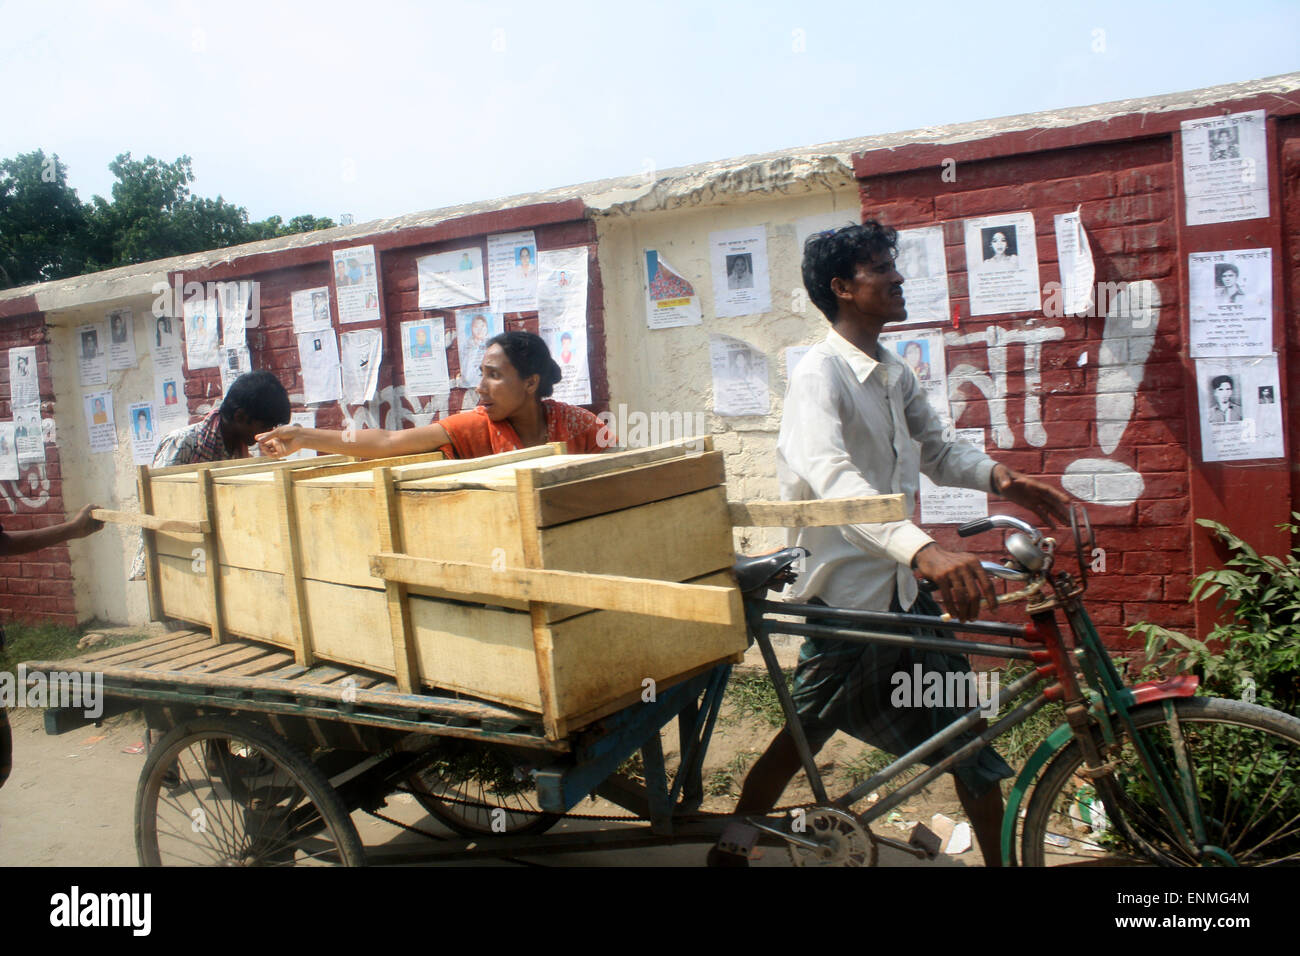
[{"left": 1021, "top": 697, "right": 1300, "bottom": 866}]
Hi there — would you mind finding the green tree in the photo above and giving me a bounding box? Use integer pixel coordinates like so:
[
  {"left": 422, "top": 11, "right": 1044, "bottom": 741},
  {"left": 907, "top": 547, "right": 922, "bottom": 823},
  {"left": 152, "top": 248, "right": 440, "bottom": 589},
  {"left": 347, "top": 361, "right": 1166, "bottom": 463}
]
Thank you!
[
  {"left": 0, "top": 151, "right": 335, "bottom": 289},
  {"left": 0, "top": 150, "right": 90, "bottom": 287}
]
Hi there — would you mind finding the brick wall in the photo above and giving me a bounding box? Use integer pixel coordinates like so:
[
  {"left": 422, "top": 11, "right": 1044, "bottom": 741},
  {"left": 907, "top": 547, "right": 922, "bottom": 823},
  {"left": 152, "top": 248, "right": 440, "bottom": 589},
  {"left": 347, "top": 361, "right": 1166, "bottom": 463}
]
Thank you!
[
  {"left": 0, "top": 303, "right": 76, "bottom": 627},
  {"left": 855, "top": 107, "right": 1295, "bottom": 649},
  {"left": 173, "top": 209, "right": 606, "bottom": 445}
]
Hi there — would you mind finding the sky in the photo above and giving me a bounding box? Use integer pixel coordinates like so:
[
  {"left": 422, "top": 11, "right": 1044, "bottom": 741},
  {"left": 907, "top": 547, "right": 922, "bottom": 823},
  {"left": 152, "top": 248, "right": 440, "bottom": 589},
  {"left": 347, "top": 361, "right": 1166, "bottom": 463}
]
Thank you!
[{"left": 3, "top": 0, "right": 1298, "bottom": 226}]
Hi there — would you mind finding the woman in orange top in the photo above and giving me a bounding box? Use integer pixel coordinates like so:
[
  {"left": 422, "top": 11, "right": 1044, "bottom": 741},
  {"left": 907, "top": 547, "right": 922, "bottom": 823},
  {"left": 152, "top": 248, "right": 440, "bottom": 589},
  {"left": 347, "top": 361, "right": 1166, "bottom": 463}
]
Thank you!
[{"left": 256, "top": 331, "right": 608, "bottom": 460}]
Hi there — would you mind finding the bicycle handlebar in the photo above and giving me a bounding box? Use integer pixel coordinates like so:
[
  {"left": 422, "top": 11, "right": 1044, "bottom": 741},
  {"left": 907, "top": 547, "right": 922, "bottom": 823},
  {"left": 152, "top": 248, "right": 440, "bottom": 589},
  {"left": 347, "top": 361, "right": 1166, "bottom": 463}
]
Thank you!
[{"left": 958, "top": 514, "right": 1041, "bottom": 541}]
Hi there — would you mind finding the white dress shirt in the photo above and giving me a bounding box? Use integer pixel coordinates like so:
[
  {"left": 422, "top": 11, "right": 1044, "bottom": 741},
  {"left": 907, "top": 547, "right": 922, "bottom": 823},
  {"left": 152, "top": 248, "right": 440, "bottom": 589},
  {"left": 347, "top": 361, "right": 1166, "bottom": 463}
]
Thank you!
[{"left": 778, "top": 328, "right": 996, "bottom": 612}]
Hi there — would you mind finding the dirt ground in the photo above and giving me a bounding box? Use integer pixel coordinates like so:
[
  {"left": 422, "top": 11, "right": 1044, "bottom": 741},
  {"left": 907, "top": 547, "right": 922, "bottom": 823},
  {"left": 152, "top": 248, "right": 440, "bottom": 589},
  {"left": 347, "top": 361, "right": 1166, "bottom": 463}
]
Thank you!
[{"left": 0, "top": 681, "right": 987, "bottom": 867}]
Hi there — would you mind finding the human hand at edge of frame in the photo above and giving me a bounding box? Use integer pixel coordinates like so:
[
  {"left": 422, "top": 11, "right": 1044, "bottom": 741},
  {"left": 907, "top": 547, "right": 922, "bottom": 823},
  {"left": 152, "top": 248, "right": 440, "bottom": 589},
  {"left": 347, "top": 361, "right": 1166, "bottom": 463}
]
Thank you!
[
  {"left": 70, "top": 503, "right": 104, "bottom": 538},
  {"left": 991, "top": 464, "right": 1072, "bottom": 527},
  {"left": 255, "top": 424, "right": 303, "bottom": 459},
  {"left": 911, "top": 543, "right": 998, "bottom": 623}
]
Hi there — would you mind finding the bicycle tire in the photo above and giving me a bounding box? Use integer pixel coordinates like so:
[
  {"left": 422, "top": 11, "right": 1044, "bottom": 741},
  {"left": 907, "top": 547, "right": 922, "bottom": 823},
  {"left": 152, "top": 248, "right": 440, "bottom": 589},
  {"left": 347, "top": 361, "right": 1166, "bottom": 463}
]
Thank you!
[
  {"left": 136, "top": 714, "right": 366, "bottom": 866},
  {"left": 1020, "top": 696, "right": 1300, "bottom": 866}
]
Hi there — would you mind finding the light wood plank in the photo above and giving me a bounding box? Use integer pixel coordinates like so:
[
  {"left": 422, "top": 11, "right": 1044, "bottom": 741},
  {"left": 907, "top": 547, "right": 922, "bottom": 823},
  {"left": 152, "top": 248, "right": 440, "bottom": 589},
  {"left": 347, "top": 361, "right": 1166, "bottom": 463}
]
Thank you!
[
  {"left": 727, "top": 493, "right": 907, "bottom": 527},
  {"left": 527, "top": 437, "right": 713, "bottom": 488},
  {"left": 375, "top": 467, "right": 419, "bottom": 694},
  {"left": 92, "top": 508, "right": 209, "bottom": 534},
  {"left": 515, "top": 464, "right": 564, "bottom": 739},
  {"left": 534, "top": 452, "right": 725, "bottom": 527},
  {"left": 137, "top": 466, "right": 164, "bottom": 621},
  {"left": 275, "top": 469, "right": 315, "bottom": 667},
  {"left": 288, "top": 449, "right": 447, "bottom": 482},
  {"left": 196, "top": 468, "right": 227, "bottom": 642},
  {"left": 371, "top": 555, "right": 738, "bottom": 626},
  {"left": 207, "top": 649, "right": 295, "bottom": 677}
]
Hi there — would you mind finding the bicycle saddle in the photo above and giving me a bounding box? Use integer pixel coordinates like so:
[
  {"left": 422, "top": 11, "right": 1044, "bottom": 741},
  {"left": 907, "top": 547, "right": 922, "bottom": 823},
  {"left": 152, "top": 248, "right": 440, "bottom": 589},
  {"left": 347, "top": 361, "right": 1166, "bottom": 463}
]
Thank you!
[{"left": 732, "top": 547, "right": 809, "bottom": 595}]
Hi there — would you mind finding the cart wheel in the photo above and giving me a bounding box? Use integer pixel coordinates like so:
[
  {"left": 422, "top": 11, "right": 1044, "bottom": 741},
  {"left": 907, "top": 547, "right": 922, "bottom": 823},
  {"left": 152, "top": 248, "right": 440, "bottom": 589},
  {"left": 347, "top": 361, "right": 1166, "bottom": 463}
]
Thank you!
[
  {"left": 136, "top": 715, "right": 366, "bottom": 866},
  {"left": 407, "top": 746, "right": 560, "bottom": 837}
]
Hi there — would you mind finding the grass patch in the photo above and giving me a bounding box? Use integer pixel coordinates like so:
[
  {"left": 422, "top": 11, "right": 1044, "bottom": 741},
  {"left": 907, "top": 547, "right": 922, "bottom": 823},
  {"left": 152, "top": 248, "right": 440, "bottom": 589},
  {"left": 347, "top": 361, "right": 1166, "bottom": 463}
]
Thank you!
[
  {"left": 723, "top": 670, "right": 794, "bottom": 728},
  {"left": 0, "top": 621, "right": 150, "bottom": 676},
  {"left": 705, "top": 752, "right": 755, "bottom": 797},
  {"left": 991, "top": 663, "right": 1066, "bottom": 769}
]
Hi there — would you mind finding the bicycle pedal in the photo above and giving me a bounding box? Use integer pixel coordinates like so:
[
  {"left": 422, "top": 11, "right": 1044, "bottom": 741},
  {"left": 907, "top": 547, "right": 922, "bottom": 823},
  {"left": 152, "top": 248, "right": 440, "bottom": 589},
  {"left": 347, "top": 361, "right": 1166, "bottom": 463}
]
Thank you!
[
  {"left": 716, "top": 821, "right": 761, "bottom": 859},
  {"left": 908, "top": 822, "right": 942, "bottom": 859}
]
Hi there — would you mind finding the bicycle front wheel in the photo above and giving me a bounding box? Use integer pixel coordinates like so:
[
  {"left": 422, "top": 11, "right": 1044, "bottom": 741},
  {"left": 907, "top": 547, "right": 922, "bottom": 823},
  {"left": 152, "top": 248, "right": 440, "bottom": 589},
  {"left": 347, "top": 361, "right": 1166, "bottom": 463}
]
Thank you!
[{"left": 1021, "top": 696, "right": 1300, "bottom": 866}]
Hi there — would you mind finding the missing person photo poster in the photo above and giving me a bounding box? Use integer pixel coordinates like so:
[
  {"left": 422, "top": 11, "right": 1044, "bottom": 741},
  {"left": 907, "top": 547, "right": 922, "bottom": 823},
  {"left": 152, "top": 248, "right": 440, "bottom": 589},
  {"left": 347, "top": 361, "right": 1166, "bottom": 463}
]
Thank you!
[
  {"left": 150, "top": 312, "right": 184, "bottom": 371},
  {"left": 963, "top": 212, "right": 1041, "bottom": 316},
  {"left": 0, "top": 423, "right": 18, "bottom": 481},
  {"left": 76, "top": 322, "right": 108, "bottom": 386},
  {"left": 291, "top": 287, "right": 334, "bottom": 333},
  {"left": 297, "top": 330, "right": 342, "bottom": 404},
  {"left": 892, "top": 225, "right": 951, "bottom": 324},
  {"left": 340, "top": 328, "right": 383, "bottom": 406},
  {"left": 416, "top": 247, "right": 486, "bottom": 310},
  {"left": 183, "top": 294, "right": 220, "bottom": 369},
  {"left": 13, "top": 406, "right": 44, "bottom": 465},
  {"left": 1188, "top": 249, "right": 1272, "bottom": 358},
  {"left": 1180, "top": 109, "right": 1269, "bottom": 225},
  {"left": 709, "top": 335, "right": 769, "bottom": 417},
  {"left": 8, "top": 346, "right": 38, "bottom": 407},
  {"left": 107, "top": 307, "right": 138, "bottom": 370},
  {"left": 332, "top": 245, "right": 382, "bottom": 324},
  {"left": 218, "top": 346, "right": 252, "bottom": 396},
  {"left": 538, "top": 246, "right": 591, "bottom": 405},
  {"left": 128, "top": 400, "right": 159, "bottom": 465},
  {"left": 878, "top": 328, "right": 951, "bottom": 423},
  {"left": 455, "top": 308, "right": 502, "bottom": 388},
  {"left": 82, "top": 390, "right": 118, "bottom": 453},
  {"left": 486, "top": 231, "right": 538, "bottom": 314},
  {"left": 920, "top": 428, "right": 989, "bottom": 524},
  {"left": 219, "top": 280, "right": 252, "bottom": 350},
  {"left": 400, "top": 319, "right": 450, "bottom": 397},
  {"left": 643, "top": 249, "right": 702, "bottom": 329},
  {"left": 709, "top": 226, "right": 771, "bottom": 318},
  {"left": 1195, "top": 355, "right": 1283, "bottom": 462}
]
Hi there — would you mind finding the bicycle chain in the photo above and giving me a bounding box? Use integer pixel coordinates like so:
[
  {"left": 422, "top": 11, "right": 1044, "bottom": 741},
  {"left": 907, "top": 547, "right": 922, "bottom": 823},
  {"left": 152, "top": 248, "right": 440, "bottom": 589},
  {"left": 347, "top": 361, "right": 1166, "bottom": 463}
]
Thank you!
[{"left": 386, "top": 784, "right": 811, "bottom": 824}]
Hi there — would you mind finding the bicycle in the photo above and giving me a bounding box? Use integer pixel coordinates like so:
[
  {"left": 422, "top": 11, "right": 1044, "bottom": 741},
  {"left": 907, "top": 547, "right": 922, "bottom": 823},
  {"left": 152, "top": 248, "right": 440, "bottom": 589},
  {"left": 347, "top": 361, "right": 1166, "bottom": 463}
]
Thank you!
[{"left": 734, "top": 504, "right": 1300, "bottom": 866}]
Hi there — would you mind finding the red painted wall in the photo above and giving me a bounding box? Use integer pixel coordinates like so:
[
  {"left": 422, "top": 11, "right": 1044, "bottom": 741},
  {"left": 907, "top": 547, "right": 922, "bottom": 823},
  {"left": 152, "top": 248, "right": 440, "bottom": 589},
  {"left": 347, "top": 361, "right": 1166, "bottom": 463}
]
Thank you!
[
  {"left": 0, "top": 301, "right": 76, "bottom": 626},
  {"left": 853, "top": 95, "right": 1299, "bottom": 650}
]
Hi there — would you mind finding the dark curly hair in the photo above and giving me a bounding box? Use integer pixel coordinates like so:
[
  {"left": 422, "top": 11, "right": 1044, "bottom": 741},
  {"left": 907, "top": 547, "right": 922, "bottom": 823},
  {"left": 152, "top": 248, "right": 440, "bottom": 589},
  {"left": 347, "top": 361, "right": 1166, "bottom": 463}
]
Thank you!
[
  {"left": 802, "top": 221, "right": 898, "bottom": 322},
  {"left": 487, "top": 331, "right": 562, "bottom": 398},
  {"left": 221, "top": 370, "right": 290, "bottom": 427}
]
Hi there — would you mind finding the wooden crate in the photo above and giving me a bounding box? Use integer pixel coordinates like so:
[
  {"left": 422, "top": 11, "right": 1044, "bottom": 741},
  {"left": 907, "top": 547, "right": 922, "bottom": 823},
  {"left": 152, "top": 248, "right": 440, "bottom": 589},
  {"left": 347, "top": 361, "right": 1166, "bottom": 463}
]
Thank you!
[{"left": 129, "top": 439, "right": 747, "bottom": 739}]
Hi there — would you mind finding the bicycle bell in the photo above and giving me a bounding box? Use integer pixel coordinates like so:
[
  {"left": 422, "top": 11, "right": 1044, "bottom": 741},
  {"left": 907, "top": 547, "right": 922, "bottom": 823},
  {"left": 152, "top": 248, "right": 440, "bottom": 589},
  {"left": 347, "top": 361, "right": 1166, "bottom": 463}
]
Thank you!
[{"left": 1005, "top": 532, "right": 1046, "bottom": 572}]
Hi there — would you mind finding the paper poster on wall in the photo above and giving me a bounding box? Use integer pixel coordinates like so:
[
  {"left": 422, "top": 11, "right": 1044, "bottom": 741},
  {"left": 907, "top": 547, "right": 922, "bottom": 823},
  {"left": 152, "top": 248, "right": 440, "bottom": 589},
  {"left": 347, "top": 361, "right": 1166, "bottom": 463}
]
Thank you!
[
  {"left": 298, "top": 331, "right": 342, "bottom": 404},
  {"left": 417, "top": 247, "right": 486, "bottom": 310},
  {"left": 538, "top": 247, "right": 591, "bottom": 405},
  {"left": 486, "top": 231, "right": 538, "bottom": 314},
  {"left": 879, "top": 328, "right": 950, "bottom": 422},
  {"left": 183, "top": 295, "right": 220, "bottom": 369},
  {"left": 83, "top": 390, "right": 117, "bottom": 453},
  {"left": 644, "top": 250, "right": 702, "bottom": 329},
  {"left": 13, "top": 406, "right": 44, "bottom": 465},
  {"left": 1181, "top": 109, "right": 1270, "bottom": 226},
  {"left": 963, "top": 212, "right": 1041, "bottom": 316},
  {"left": 340, "top": 329, "right": 383, "bottom": 405},
  {"left": 218, "top": 346, "right": 252, "bottom": 395},
  {"left": 106, "top": 308, "right": 137, "bottom": 370},
  {"left": 285, "top": 411, "right": 318, "bottom": 459},
  {"left": 794, "top": 212, "right": 857, "bottom": 257},
  {"left": 127, "top": 401, "right": 159, "bottom": 465},
  {"left": 709, "top": 335, "right": 769, "bottom": 417},
  {"left": 710, "top": 226, "right": 771, "bottom": 318},
  {"left": 77, "top": 323, "right": 108, "bottom": 386},
  {"left": 8, "top": 346, "right": 38, "bottom": 407},
  {"left": 893, "top": 226, "right": 951, "bottom": 325},
  {"left": 400, "top": 319, "right": 450, "bottom": 397},
  {"left": 219, "top": 281, "right": 253, "bottom": 350},
  {"left": 332, "top": 245, "right": 382, "bottom": 324},
  {"left": 1053, "top": 209, "right": 1095, "bottom": 316},
  {"left": 0, "top": 424, "right": 18, "bottom": 480},
  {"left": 149, "top": 313, "right": 184, "bottom": 370},
  {"left": 291, "top": 287, "right": 333, "bottom": 333},
  {"left": 455, "top": 308, "right": 502, "bottom": 387},
  {"left": 920, "top": 429, "right": 989, "bottom": 524},
  {"left": 1196, "top": 355, "right": 1283, "bottom": 462},
  {"left": 1188, "top": 249, "right": 1272, "bottom": 358},
  {"left": 154, "top": 370, "right": 187, "bottom": 433},
  {"left": 785, "top": 345, "right": 812, "bottom": 378}
]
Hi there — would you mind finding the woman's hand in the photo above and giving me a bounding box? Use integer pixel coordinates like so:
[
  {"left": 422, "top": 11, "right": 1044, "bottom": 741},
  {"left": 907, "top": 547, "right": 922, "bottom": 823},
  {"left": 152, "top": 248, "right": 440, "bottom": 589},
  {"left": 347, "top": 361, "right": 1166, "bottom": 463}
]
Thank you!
[
  {"left": 70, "top": 504, "right": 104, "bottom": 538},
  {"left": 256, "top": 424, "right": 303, "bottom": 459}
]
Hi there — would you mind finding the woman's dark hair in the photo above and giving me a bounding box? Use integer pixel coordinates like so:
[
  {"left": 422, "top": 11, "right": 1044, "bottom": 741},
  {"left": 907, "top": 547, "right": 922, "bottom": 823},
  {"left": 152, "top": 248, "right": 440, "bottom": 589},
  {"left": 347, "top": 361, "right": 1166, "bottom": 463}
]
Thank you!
[
  {"left": 487, "top": 331, "right": 562, "bottom": 398},
  {"left": 221, "top": 370, "right": 291, "bottom": 426},
  {"left": 802, "top": 221, "right": 898, "bottom": 321},
  {"left": 1210, "top": 374, "right": 1234, "bottom": 391}
]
